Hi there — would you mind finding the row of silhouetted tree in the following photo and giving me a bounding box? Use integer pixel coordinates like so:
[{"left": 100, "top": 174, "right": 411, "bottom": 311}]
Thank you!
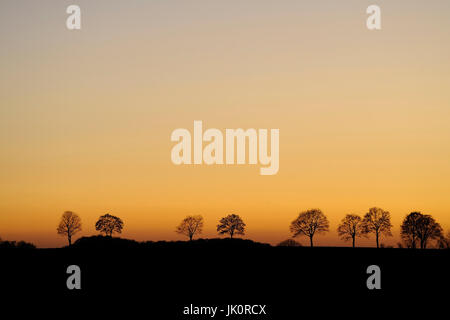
[
  {"left": 56, "top": 212, "right": 245, "bottom": 245},
  {"left": 55, "top": 208, "right": 450, "bottom": 249},
  {"left": 175, "top": 214, "right": 246, "bottom": 240},
  {"left": 57, "top": 212, "right": 123, "bottom": 246},
  {"left": 288, "top": 208, "right": 448, "bottom": 248}
]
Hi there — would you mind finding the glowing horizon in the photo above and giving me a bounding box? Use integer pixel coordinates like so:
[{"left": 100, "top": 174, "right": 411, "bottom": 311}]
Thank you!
[{"left": 1, "top": 0, "right": 450, "bottom": 247}]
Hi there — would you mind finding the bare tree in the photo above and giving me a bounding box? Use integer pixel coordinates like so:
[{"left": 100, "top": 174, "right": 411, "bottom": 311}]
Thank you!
[
  {"left": 415, "top": 214, "right": 442, "bottom": 249},
  {"left": 57, "top": 211, "right": 82, "bottom": 246},
  {"left": 290, "top": 209, "right": 329, "bottom": 247},
  {"left": 217, "top": 214, "right": 246, "bottom": 238},
  {"left": 337, "top": 214, "right": 365, "bottom": 248},
  {"left": 176, "top": 215, "right": 204, "bottom": 241},
  {"left": 362, "top": 207, "right": 392, "bottom": 248},
  {"left": 95, "top": 214, "right": 124, "bottom": 237},
  {"left": 400, "top": 212, "right": 422, "bottom": 248}
]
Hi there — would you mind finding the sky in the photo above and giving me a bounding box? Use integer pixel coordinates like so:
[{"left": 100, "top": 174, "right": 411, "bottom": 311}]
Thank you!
[{"left": 1, "top": 0, "right": 450, "bottom": 247}]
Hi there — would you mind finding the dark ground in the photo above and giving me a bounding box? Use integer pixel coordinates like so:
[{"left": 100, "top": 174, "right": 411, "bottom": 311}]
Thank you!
[{"left": 1, "top": 236, "right": 448, "bottom": 317}]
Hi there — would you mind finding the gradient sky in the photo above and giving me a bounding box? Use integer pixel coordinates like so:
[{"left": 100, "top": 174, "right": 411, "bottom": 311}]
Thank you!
[{"left": 1, "top": 1, "right": 450, "bottom": 247}]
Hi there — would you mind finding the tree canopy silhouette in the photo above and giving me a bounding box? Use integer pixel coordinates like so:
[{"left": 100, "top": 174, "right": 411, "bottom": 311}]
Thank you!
[
  {"left": 362, "top": 207, "right": 392, "bottom": 248},
  {"left": 57, "top": 211, "right": 82, "bottom": 246},
  {"left": 0, "top": 239, "right": 36, "bottom": 249},
  {"left": 401, "top": 212, "right": 443, "bottom": 249},
  {"left": 277, "top": 239, "right": 302, "bottom": 247},
  {"left": 337, "top": 214, "right": 365, "bottom": 248},
  {"left": 438, "top": 230, "right": 450, "bottom": 249},
  {"left": 290, "top": 209, "right": 329, "bottom": 247},
  {"left": 415, "top": 214, "right": 442, "bottom": 249},
  {"left": 217, "top": 214, "right": 246, "bottom": 238},
  {"left": 95, "top": 214, "right": 124, "bottom": 237},
  {"left": 400, "top": 212, "right": 422, "bottom": 248},
  {"left": 176, "top": 215, "right": 204, "bottom": 241}
]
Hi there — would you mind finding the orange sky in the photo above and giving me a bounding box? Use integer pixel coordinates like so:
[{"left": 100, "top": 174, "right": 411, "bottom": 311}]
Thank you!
[{"left": 1, "top": 1, "right": 450, "bottom": 247}]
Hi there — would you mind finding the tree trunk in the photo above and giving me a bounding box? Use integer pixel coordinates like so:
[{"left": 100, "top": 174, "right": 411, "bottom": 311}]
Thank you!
[
  {"left": 309, "top": 236, "right": 313, "bottom": 247},
  {"left": 376, "top": 233, "right": 379, "bottom": 248},
  {"left": 420, "top": 239, "right": 426, "bottom": 249},
  {"left": 189, "top": 234, "right": 193, "bottom": 241},
  {"left": 352, "top": 236, "right": 355, "bottom": 248},
  {"left": 68, "top": 236, "right": 72, "bottom": 246}
]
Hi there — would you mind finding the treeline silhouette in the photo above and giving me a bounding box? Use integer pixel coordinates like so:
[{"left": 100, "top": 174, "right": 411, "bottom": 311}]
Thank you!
[
  {"left": 51, "top": 207, "right": 450, "bottom": 249},
  {"left": 0, "top": 238, "right": 35, "bottom": 249},
  {"left": 1, "top": 207, "right": 449, "bottom": 249}
]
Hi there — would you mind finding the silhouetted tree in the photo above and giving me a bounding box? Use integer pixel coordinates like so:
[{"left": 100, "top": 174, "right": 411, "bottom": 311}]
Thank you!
[
  {"left": 16, "top": 241, "right": 36, "bottom": 249},
  {"left": 0, "top": 239, "right": 36, "bottom": 249},
  {"left": 400, "top": 212, "right": 422, "bottom": 248},
  {"left": 176, "top": 215, "right": 204, "bottom": 241},
  {"left": 337, "top": 214, "right": 365, "bottom": 248},
  {"left": 437, "top": 230, "right": 450, "bottom": 249},
  {"left": 277, "top": 239, "right": 302, "bottom": 247},
  {"left": 415, "top": 214, "right": 442, "bottom": 249},
  {"left": 95, "top": 214, "right": 124, "bottom": 237},
  {"left": 217, "top": 214, "right": 246, "bottom": 238},
  {"left": 57, "top": 211, "right": 82, "bottom": 246},
  {"left": 362, "top": 207, "right": 392, "bottom": 248},
  {"left": 290, "top": 209, "right": 329, "bottom": 247}
]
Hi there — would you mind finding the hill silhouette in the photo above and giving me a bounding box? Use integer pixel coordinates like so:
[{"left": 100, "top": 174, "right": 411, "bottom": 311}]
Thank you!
[
  {"left": 72, "top": 235, "right": 141, "bottom": 249},
  {"left": 1, "top": 235, "right": 448, "bottom": 318},
  {"left": 71, "top": 235, "right": 272, "bottom": 250}
]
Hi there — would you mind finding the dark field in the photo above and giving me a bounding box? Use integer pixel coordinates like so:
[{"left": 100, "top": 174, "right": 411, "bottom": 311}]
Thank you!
[{"left": 1, "top": 237, "right": 448, "bottom": 318}]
